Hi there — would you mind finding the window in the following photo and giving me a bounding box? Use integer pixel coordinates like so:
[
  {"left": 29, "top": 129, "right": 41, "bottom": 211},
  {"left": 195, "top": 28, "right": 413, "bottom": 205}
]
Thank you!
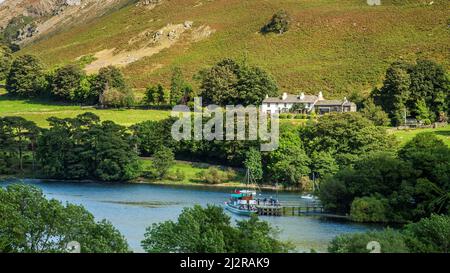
[{"left": 267, "top": 103, "right": 271, "bottom": 107}]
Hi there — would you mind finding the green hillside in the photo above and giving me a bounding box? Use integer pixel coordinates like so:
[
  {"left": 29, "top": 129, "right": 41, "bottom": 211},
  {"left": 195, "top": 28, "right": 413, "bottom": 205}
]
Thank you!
[{"left": 18, "top": 0, "right": 450, "bottom": 98}]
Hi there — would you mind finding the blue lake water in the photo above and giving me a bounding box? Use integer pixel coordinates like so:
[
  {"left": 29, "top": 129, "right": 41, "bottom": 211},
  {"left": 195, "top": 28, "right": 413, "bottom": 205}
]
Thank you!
[{"left": 0, "top": 179, "right": 381, "bottom": 252}]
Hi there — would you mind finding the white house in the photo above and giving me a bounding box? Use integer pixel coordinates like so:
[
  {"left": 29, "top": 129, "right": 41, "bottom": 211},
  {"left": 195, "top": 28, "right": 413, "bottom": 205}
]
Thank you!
[{"left": 261, "top": 92, "right": 357, "bottom": 114}]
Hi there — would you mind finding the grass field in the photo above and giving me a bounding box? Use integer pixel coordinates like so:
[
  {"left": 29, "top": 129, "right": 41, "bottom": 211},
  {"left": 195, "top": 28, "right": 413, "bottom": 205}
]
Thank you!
[
  {"left": 0, "top": 90, "right": 170, "bottom": 127},
  {"left": 18, "top": 0, "right": 450, "bottom": 98},
  {"left": 390, "top": 125, "right": 450, "bottom": 147}
]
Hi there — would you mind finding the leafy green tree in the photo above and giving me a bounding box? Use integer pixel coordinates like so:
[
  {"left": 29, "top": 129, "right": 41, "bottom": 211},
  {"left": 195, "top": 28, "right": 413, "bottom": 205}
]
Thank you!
[
  {"left": 319, "top": 152, "right": 415, "bottom": 219},
  {"left": 262, "top": 10, "right": 291, "bottom": 34},
  {"left": 90, "top": 65, "right": 129, "bottom": 104},
  {"left": 198, "top": 58, "right": 278, "bottom": 106},
  {"left": 398, "top": 133, "right": 450, "bottom": 219},
  {"left": 403, "top": 214, "right": 450, "bottom": 253},
  {"left": 170, "top": 67, "right": 191, "bottom": 105},
  {"left": 360, "top": 99, "right": 391, "bottom": 126},
  {"left": 300, "top": 112, "right": 396, "bottom": 167},
  {"left": 149, "top": 147, "right": 175, "bottom": 179},
  {"left": 328, "top": 229, "right": 409, "bottom": 253},
  {"left": 0, "top": 116, "right": 39, "bottom": 173},
  {"left": 131, "top": 118, "right": 178, "bottom": 156},
  {"left": 408, "top": 59, "right": 449, "bottom": 119},
  {"left": 267, "top": 125, "right": 310, "bottom": 186},
  {"left": 310, "top": 151, "right": 339, "bottom": 179},
  {"left": 50, "top": 64, "right": 85, "bottom": 101},
  {"left": 415, "top": 99, "right": 432, "bottom": 124},
  {"left": 350, "top": 196, "right": 388, "bottom": 223},
  {"left": 0, "top": 44, "right": 12, "bottom": 81},
  {"left": 141, "top": 205, "right": 292, "bottom": 253},
  {"left": 144, "top": 84, "right": 166, "bottom": 105},
  {"left": 6, "top": 55, "right": 46, "bottom": 97},
  {"left": 0, "top": 184, "right": 129, "bottom": 253},
  {"left": 99, "top": 86, "right": 135, "bottom": 108},
  {"left": 244, "top": 148, "right": 263, "bottom": 183},
  {"left": 36, "top": 113, "right": 140, "bottom": 181},
  {"left": 373, "top": 62, "right": 411, "bottom": 126}
]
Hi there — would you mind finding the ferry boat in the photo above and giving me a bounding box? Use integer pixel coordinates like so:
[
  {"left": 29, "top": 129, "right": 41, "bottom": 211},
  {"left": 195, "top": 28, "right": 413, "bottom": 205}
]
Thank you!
[
  {"left": 224, "top": 168, "right": 281, "bottom": 216},
  {"left": 224, "top": 189, "right": 258, "bottom": 216}
]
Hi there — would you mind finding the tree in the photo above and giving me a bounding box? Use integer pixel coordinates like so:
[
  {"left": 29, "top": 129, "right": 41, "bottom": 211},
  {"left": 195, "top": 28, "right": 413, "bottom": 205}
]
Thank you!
[
  {"left": 350, "top": 196, "right": 388, "bottom": 223},
  {"left": 262, "top": 10, "right": 291, "bottom": 34},
  {"left": 267, "top": 126, "right": 310, "bottom": 186},
  {"left": 310, "top": 151, "right": 339, "bottom": 179},
  {"left": 131, "top": 118, "right": 178, "bottom": 156},
  {"left": 328, "top": 229, "right": 409, "bottom": 253},
  {"left": 300, "top": 112, "right": 396, "bottom": 167},
  {"left": 144, "top": 84, "right": 166, "bottom": 105},
  {"left": 244, "top": 148, "right": 263, "bottom": 183},
  {"left": 0, "top": 44, "right": 12, "bottom": 81},
  {"left": 150, "top": 147, "right": 175, "bottom": 179},
  {"left": 90, "top": 65, "right": 129, "bottom": 105},
  {"left": 170, "top": 67, "right": 191, "bottom": 105},
  {"left": 318, "top": 152, "right": 416, "bottom": 220},
  {"left": 99, "top": 86, "right": 134, "bottom": 108},
  {"left": 36, "top": 113, "right": 141, "bottom": 181},
  {"left": 408, "top": 59, "right": 449, "bottom": 119},
  {"left": 0, "top": 116, "right": 39, "bottom": 173},
  {"left": 373, "top": 62, "right": 411, "bottom": 126},
  {"left": 360, "top": 99, "right": 391, "bottom": 126},
  {"left": 415, "top": 99, "right": 432, "bottom": 125},
  {"left": 6, "top": 55, "right": 46, "bottom": 97},
  {"left": 0, "top": 184, "right": 129, "bottom": 253},
  {"left": 50, "top": 64, "right": 85, "bottom": 101},
  {"left": 198, "top": 58, "right": 278, "bottom": 106},
  {"left": 398, "top": 133, "right": 450, "bottom": 219},
  {"left": 141, "top": 205, "right": 292, "bottom": 253},
  {"left": 403, "top": 214, "right": 450, "bottom": 253}
]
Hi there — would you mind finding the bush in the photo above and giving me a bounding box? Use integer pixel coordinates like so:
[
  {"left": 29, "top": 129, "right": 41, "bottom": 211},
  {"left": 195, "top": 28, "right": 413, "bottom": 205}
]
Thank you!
[
  {"left": 286, "top": 114, "right": 293, "bottom": 119},
  {"left": 294, "top": 114, "right": 305, "bottom": 119},
  {"left": 261, "top": 10, "right": 290, "bottom": 34},
  {"left": 403, "top": 214, "right": 450, "bottom": 253},
  {"left": 166, "top": 168, "right": 186, "bottom": 182},
  {"left": 197, "top": 167, "right": 236, "bottom": 184},
  {"left": 279, "top": 113, "right": 288, "bottom": 119},
  {"left": 145, "top": 147, "right": 175, "bottom": 179},
  {"left": 350, "top": 196, "right": 388, "bottom": 223},
  {"left": 328, "top": 229, "right": 409, "bottom": 253},
  {"left": 99, "top": 87, "right": 135, "bottom": 108}
]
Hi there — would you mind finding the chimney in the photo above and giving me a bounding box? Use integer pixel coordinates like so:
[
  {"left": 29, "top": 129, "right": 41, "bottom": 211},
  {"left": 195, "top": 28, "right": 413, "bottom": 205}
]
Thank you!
[
  {"left": 265, "top": 94, "right": 269, "bottom": 99},
  {"left": 318, "top": 91, "right": 324, "bottom": 100},
  {"left": 299, "top": 92, "right": 305, "bottom": 100},
  {"left": 343, "top": 97, "right": 348, "bottom": 102},
  {"left": 282, "top": 92, "right": 288, "bottom": 100}
]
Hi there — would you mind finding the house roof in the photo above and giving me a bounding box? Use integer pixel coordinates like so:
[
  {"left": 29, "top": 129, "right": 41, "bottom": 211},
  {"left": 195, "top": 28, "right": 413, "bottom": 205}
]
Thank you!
[
  {"left": 263, "top": 94, "right": 318, "bottom": 104},
  {"left": 315, "top": 100, "right": 356, "bottom": 107}
]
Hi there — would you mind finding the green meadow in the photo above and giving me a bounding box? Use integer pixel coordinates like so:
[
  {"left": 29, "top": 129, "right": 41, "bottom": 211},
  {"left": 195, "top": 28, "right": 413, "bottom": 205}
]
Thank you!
[{"left": 390, "top": 125, "right": 450, "bottom": 147}]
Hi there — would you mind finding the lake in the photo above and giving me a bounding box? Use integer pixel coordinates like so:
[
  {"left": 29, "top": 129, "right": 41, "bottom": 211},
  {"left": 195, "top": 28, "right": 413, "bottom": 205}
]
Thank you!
[{"left": 0, "top": 179, "right": 381, "bottom": 252}]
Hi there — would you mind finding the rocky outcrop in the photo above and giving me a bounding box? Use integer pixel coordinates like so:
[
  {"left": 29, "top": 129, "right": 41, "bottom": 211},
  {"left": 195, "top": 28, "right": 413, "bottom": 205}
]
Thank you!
[{"left": 0, "top": 0, "right": 122, "bottom": 44}]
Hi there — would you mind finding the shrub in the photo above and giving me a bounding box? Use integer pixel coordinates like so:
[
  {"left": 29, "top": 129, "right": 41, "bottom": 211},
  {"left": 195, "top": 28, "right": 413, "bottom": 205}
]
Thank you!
[
  {"left": 197, "top": 167, "right": 236, "bottom": 184},
  {"left": 350, "top": 196, "right": 388, "bottom": 223},
  {"left": 328, "top": 229, "right": 409, "bottom": 253},
  {"left": 261, "top": 10, "right": 290, "bottom": 34},
  {"left": 403, "top": 214, "right": 450, "bottom": 253}
]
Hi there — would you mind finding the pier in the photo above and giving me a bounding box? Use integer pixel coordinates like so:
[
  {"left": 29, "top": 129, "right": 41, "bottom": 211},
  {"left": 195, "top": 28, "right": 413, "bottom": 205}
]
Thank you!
[{"left": 256, "top": 205, "right": 349, "bottom": 219}]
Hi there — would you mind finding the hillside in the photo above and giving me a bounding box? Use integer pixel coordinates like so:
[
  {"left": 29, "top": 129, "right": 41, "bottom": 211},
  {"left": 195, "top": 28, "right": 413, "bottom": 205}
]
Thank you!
[{"left": 11, "top": 0, "right": 450, "bottom": 98}]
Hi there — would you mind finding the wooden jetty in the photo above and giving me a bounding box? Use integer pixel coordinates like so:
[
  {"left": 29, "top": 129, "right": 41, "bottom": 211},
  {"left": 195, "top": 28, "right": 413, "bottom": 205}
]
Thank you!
[{"left": 256, "top": 205, "right": 349, "bottom": 219}]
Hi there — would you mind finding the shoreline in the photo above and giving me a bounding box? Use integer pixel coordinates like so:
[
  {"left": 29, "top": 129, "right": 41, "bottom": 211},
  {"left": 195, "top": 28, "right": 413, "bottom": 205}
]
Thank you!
[{"left": 0, "top": 175, "right": 302, "bottom": 193}]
